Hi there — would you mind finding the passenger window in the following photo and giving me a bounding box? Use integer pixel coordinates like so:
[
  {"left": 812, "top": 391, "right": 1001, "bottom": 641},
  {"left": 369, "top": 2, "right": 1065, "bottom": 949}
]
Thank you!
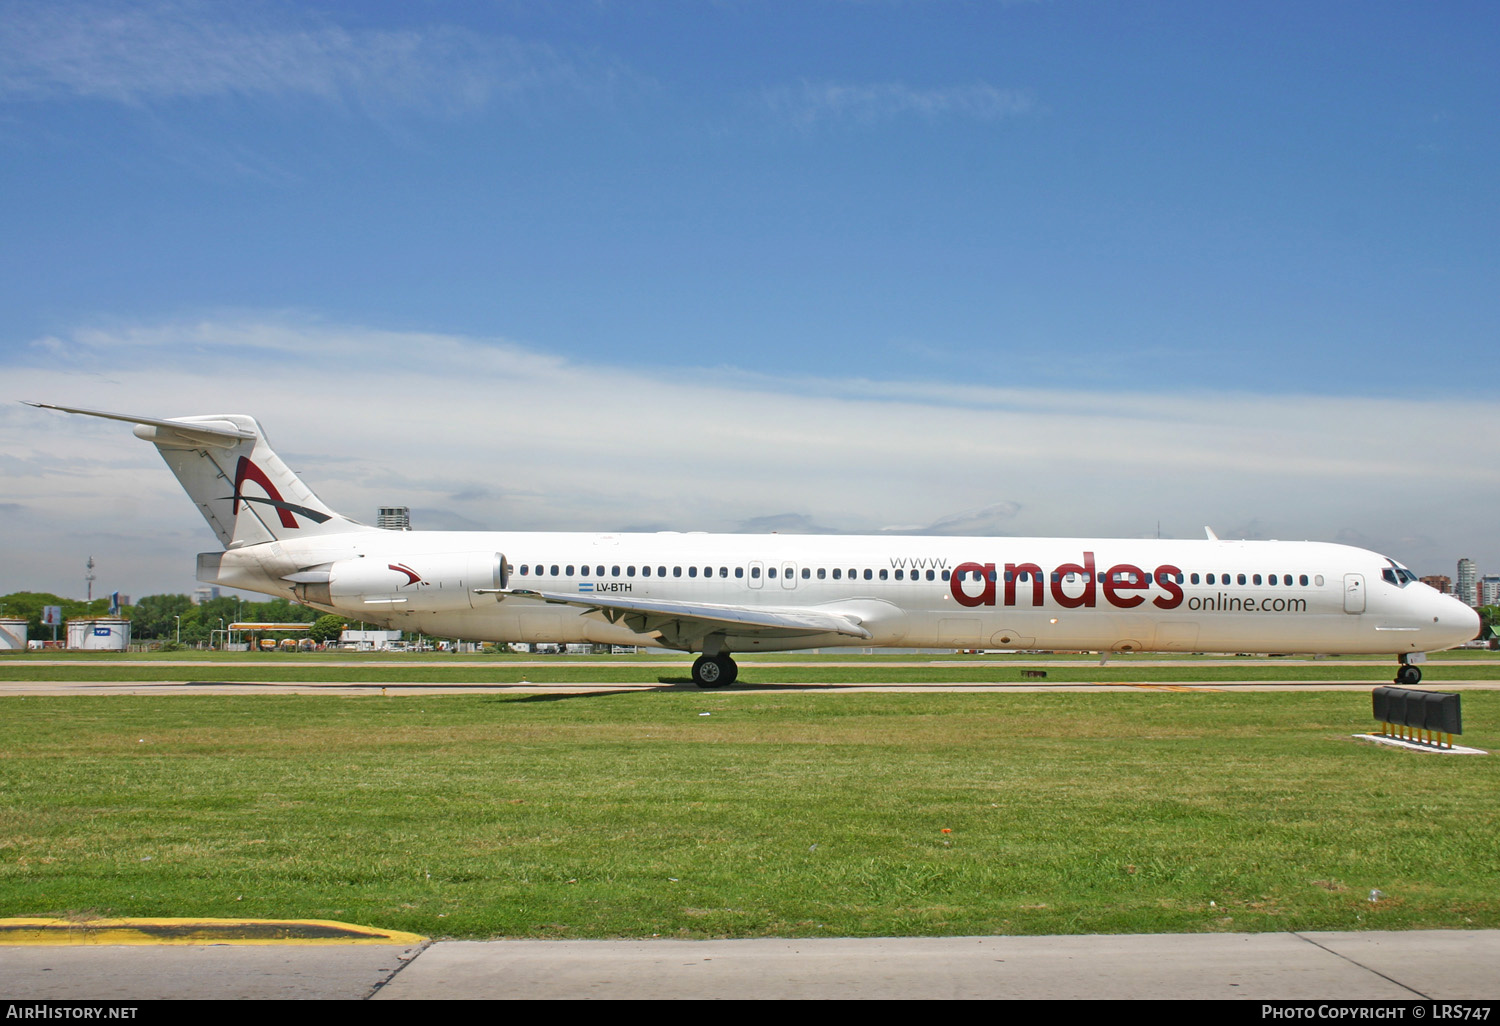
[
  {"left": 802, "top": 568, "right": 810, "bottom": 579},
  {"left": 1267, "top": 574, "right": 1276, "bottom": 586},
  {"left": 767, "top": 567, "right": 775, "bottom": 579},
  {"left": 1283, "top": 575, "right": 1292, "bottom": 586},
  {"left": 1238, "top": 574, "right": 1247, "bottom": 585},
  {"left": 865, "top": 569, "right": 873, "bottom": 580},
  {"left": 596, "top": 566, "right": 605, "bottom": 577},
  {"left": 751, "top": 566, "right": 760, "bottom": 579},
  {"left": 641, "top": 566, "right": 651, "bottom": 577},
  {"left": 1299, "top": 575, "right": 1308, "bottom": 586},
  {"left": 719, "top": 567, "right": 727, "bottom": 578},
  {"left": 688, "top": 566, "right": 697, "bottom": 578},
  {"left": 1315, "top": 575, "right": 1325, "bottom": 586},
  {"left": 549, "top": 564, "right": 559, "bottom": 576},
  {"left": 818, "top": 568, "right": 827, "bottom": 580},
  {"left": 879, "top": 569, "right": 889, "bottom": 580},
  {"left": 673, "top": 566, "right": 682, "bottom": 578},
  {"left": 735, "top": 567, "right": 743, "bottom": 578}
]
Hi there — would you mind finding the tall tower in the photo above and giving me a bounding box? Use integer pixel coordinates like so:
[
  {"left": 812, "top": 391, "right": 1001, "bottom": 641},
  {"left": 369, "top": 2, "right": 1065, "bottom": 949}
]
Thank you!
[
  {"left": 1481, "top": 575, "right": 1500, "bottom": 607},
  {"left": 85, "top": 555, "right": 96, "bottom": 603},
  {"left": 1456, "top": 558, "right": 1478, "bottom": 608},
  {"left": 378, "top": 506, "right": 411, "bottom": 531}
]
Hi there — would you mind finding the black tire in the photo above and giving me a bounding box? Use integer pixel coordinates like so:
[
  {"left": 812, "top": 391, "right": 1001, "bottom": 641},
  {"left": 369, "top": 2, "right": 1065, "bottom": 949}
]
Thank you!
[
  {"left": 692, "top": 655, "right": 727, "bottom": 688},
  {"left": 1396, "top": 664, "right": 1422, "bottom": 686},
  {"left": 718, "top": 655, "right": 739, "bottom": 686}
]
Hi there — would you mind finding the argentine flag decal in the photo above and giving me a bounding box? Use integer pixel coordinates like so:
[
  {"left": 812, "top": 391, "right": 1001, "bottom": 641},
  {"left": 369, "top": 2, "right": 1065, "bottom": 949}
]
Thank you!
[{"left": 578, "top": 582, "right": 595, "bottom": 592}]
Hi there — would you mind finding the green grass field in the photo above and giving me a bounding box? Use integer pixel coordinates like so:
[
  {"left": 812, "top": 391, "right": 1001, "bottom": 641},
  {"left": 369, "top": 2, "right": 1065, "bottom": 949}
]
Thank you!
[{"left": 2, "top": 686, "right": 1497, "bottom": 940}]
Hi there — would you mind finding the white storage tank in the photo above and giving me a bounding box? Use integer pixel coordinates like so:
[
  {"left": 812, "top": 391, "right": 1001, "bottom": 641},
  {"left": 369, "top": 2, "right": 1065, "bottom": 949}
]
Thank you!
[
  {"left": 66, "top": 618, "right": 131, "bottom": 651},
  {"left": 0, "top": 619, "right": 26, "bottom": 651}
]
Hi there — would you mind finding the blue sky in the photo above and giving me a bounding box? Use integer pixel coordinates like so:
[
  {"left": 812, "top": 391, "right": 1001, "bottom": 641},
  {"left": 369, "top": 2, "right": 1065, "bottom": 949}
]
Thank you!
[{"left": 2, "top": 0, "right": 1496, "bottom": 598}]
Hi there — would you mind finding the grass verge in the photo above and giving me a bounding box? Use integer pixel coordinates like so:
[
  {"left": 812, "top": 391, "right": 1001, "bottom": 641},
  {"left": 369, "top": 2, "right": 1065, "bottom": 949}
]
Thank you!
[{"left": 2, "top": 691, "right": 1497, "bottom": 939}]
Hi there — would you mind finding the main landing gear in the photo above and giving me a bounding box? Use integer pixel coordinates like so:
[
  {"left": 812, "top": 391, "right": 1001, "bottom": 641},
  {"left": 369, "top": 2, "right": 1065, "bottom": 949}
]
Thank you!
[
  {"left": 691, "top": 654, "right": 739, "bottom": 688},
  {"left": 1395, "top": 655, "right": 1422, "bottom": 687}
]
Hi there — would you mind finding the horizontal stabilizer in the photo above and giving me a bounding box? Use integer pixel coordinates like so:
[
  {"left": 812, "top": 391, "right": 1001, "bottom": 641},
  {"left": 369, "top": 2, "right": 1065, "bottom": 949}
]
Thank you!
[
  {"left": 30, "top": 401, "right": 372, "bottom": 548},
  {"left": 24, "top": 402, "right": 256, "bottom": 446}
]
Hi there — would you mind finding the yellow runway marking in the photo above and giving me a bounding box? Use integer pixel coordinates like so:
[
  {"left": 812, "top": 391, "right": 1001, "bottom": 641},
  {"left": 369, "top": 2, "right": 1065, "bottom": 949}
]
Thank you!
[
  {"left": 1126, "top": 684, "right": 1226, "bottom": 692},
  {"left": 0, "top": 917, "right": 427, "bottom": 946}
]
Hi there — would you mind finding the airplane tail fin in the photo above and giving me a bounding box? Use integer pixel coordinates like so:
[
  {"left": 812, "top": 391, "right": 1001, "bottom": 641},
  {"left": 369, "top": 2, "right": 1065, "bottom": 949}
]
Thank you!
[{"left": 27, "top": 403, "right": 376, "bottom": 549}]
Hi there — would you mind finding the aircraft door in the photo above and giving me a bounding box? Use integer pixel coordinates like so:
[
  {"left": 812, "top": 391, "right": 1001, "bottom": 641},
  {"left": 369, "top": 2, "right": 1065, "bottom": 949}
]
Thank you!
[
  {"left": 781, "top": 562, "right": 798, "bottom": 589},
  {"left": 748, "top": 561, "right": 764, "bottom": 590},
  {"left": 1343, "top": 574, "right": 1366, "bottom": 614}
]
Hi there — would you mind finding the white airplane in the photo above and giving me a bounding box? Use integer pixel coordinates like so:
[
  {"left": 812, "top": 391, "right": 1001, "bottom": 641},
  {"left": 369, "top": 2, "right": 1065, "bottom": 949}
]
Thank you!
[{"left": 29, "top": 403, "right": 1480, "bottom": 687}]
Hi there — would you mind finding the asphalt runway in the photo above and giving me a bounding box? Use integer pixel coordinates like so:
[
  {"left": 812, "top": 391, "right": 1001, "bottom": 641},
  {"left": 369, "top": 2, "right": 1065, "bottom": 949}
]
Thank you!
[
  {"left": 4, "top": 677, "right": 1500, "bottom": 696},
  {"left": 3, "top": 930, "right": 1498, "bottom": 1000},
  {"left": 5, "top": 656, "right": 1497, "bottom": 696}
]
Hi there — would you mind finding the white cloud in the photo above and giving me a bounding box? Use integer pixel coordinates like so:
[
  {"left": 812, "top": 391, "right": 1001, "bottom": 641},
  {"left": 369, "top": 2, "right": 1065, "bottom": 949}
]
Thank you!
[
  {"left": 760, "top": 80, "right": 1035, "bottom": 128},
  {"left": 0, "top": 1, "right": 617, "bottom": 116},
  {"left": 4, "top": 315, "right": 1496, "bottom": 597}
]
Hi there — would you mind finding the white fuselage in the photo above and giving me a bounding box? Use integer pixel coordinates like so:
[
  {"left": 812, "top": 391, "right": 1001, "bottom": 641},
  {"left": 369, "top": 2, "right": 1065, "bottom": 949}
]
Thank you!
[
  {"left": 30, "top": 404, "right": 1476, "bottom": 664},
  {"left": 209, "top": 532, "right": 1479, "bottom": 656}
]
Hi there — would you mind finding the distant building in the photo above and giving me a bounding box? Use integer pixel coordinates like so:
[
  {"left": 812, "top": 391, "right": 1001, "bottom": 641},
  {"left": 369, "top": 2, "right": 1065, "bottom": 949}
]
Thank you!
[
  {"left": 340, "top": 629, "right": 404, "bottom": 651},
  {"left": 378, "top": 506, "right": 411, "bottom": 530},
  {"left": 1420, "top": 575, "right": 1452, "bottom": 594},
  {"left": 1481, "top": 575, "right": 1500, "bottom": 607},
  {"left": 193, "top": 586, "right": 220, "bottom": 605},
  {"left": 1457, "top": 558, "right": 1478, "bottom": 607}
]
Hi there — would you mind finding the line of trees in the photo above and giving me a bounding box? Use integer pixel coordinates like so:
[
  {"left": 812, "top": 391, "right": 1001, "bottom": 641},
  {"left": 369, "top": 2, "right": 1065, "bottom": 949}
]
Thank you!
[{"left": 0, "top": 591, "right": 335, "bottom": 648}]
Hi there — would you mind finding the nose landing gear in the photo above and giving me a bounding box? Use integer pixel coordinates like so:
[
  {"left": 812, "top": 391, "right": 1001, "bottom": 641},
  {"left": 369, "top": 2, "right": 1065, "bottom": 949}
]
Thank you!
[{"left": 1395, "top": 655, "right": 1422, "bottom": 686}]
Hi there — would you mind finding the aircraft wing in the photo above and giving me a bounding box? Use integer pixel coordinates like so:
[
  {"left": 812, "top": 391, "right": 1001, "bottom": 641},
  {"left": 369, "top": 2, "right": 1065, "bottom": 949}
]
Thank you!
[{"left": 498, "top": 588, "right": 873, "bottom": 645}]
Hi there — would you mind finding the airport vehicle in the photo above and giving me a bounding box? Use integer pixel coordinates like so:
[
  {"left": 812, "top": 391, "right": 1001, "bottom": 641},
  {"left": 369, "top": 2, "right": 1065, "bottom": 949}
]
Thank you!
[{"left": 29, "top": 403, "right": 1480, "bottom": 687}]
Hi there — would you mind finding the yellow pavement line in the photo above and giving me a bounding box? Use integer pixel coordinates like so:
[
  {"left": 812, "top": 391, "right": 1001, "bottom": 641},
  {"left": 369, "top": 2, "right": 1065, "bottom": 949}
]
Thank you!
[
  {"left": 0, "top": 917, "right": 427, "bottom": 946},
  {"left": 1127, "top": 683, "right": 1225, "bottom": 692}
]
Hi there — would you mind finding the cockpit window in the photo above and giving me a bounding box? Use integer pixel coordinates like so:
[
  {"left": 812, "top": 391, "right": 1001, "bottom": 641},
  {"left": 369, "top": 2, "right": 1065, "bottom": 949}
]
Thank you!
[{"left": 1383, "top": 562, "right": 1418, "bottom": 587}]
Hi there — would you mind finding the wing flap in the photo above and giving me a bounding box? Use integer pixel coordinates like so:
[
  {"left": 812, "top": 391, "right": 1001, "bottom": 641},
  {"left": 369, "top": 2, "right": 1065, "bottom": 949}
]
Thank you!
[{"left": 499, "top": 588, "right": 872, "bottom": 642}]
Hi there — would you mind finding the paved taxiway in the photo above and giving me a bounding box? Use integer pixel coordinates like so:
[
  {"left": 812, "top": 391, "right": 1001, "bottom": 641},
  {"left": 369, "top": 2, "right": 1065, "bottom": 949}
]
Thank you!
[
  {"left": 5, "top": 679, "right": 1500, "bottom": 696},
  {"left": 5, "top": 656, "right": 1497, "bottom": 696},
  {"left": 3, "top": 930, "right": 1498, "bottom": 1000}
]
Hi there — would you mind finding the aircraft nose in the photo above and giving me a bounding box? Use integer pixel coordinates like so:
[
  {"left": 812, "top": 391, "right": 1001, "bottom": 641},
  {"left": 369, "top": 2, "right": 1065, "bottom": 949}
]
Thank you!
[{"left": 1439, "top": 596, "right": 1482, "bottom": 648}]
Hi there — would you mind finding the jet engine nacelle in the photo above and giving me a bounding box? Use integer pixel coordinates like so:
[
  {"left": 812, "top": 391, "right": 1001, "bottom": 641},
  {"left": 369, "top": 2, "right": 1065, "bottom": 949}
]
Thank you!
[{"left": 294, "top": 551, "right": 507, "bottom": 613}]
